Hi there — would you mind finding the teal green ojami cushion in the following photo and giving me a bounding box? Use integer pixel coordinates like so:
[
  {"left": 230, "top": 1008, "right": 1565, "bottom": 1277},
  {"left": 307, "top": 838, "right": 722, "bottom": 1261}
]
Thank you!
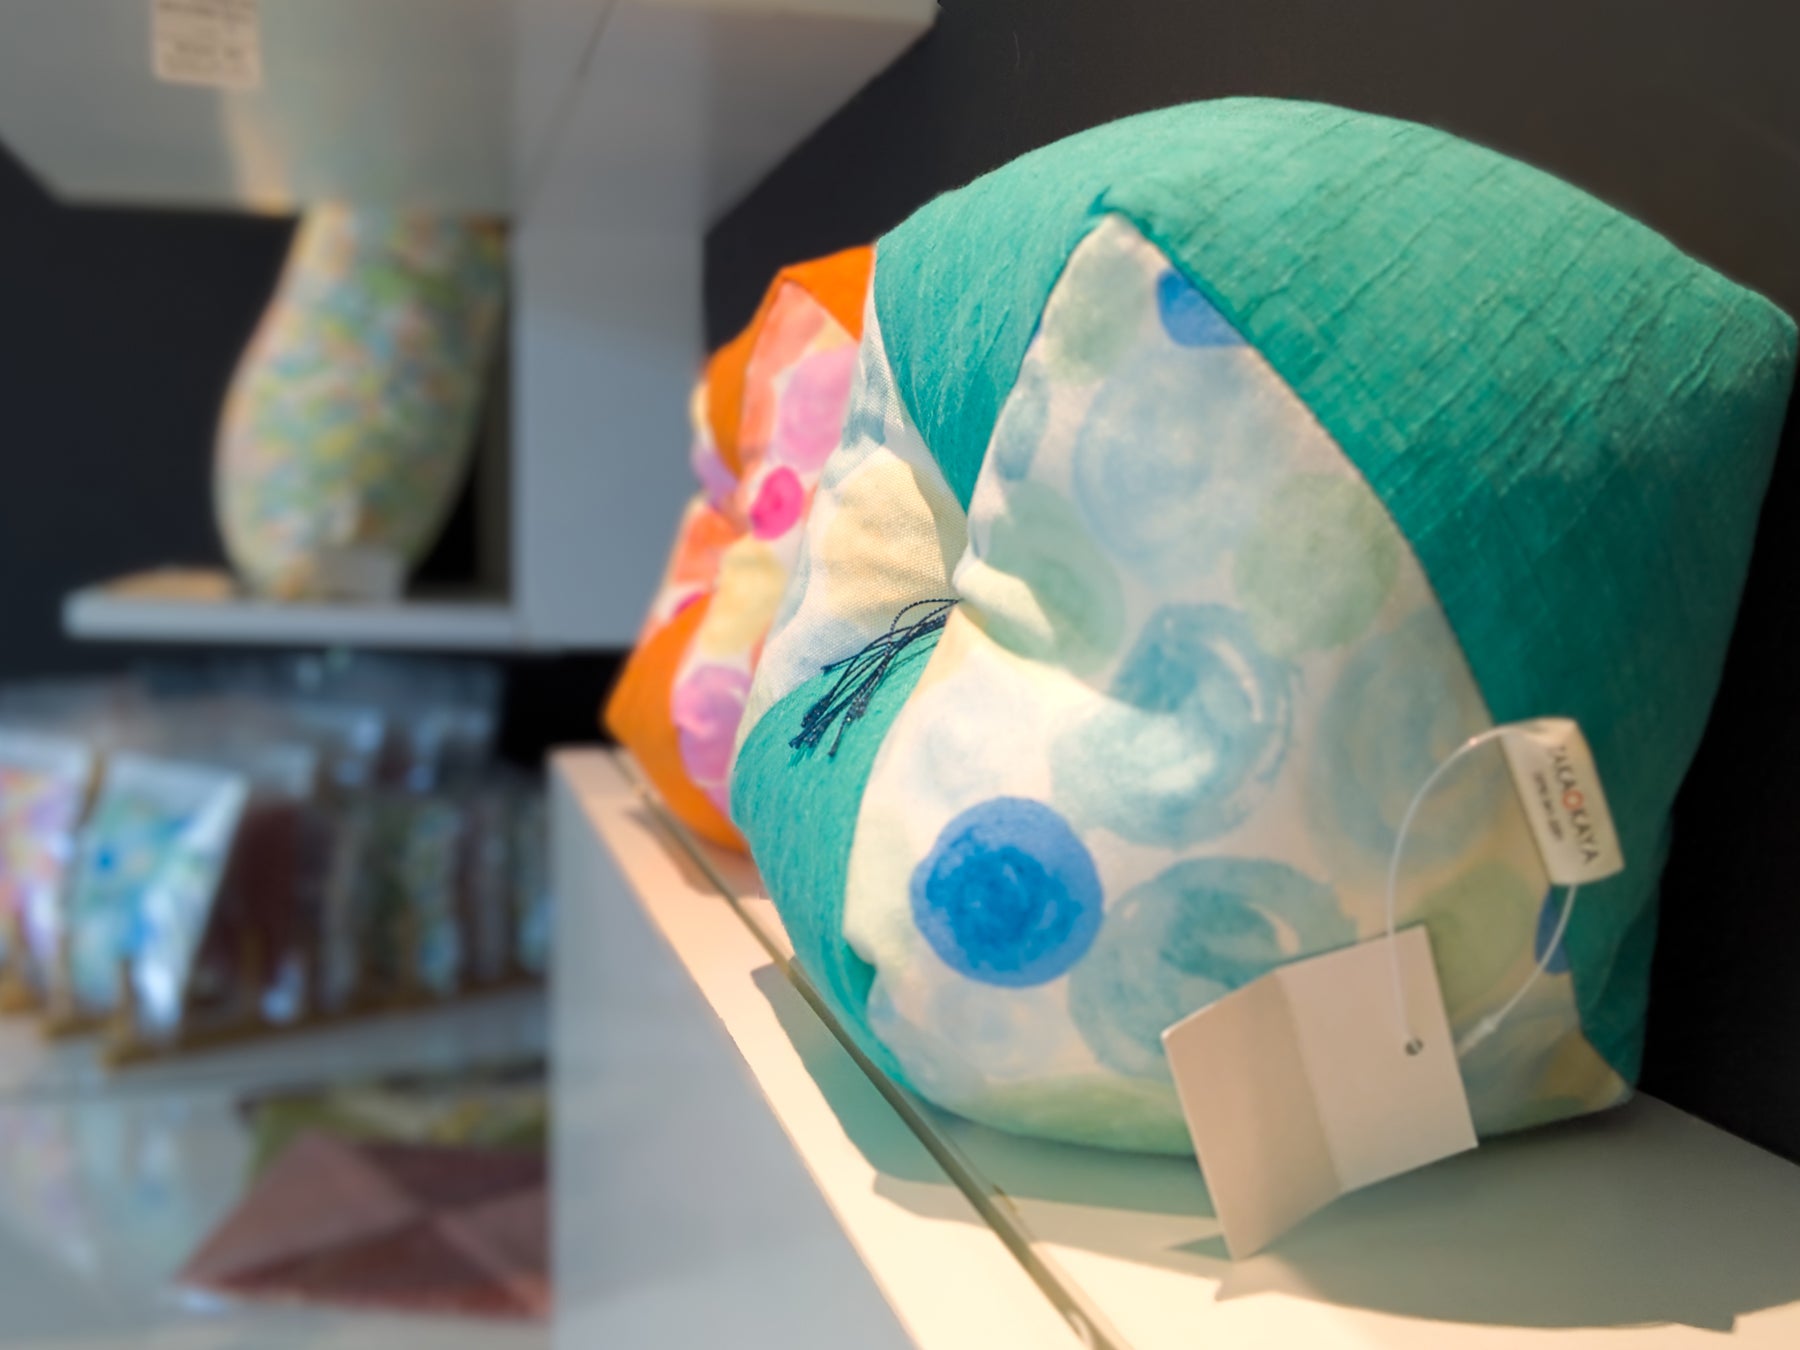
[{"left": 729, "top": 99, "right": 1796, "bottom": 1153}]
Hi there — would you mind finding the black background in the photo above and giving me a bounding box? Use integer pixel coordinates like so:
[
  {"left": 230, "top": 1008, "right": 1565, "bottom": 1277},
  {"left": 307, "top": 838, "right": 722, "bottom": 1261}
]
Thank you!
[
  {"left": 0, "top": 148, "right": 288, "bottom": 678},
  {"left": 703, "top": 0, "right": 1800, "bottom": 1163},
  {"left": 1, "top": 0, "right": 1797, "bottom": 1159}
]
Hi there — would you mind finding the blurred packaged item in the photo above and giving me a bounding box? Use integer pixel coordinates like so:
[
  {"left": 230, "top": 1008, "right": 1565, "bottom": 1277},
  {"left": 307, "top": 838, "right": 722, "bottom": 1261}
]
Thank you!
[
  {"left": 0, "top": 731, "right": 94, "bottom": 1006},
  {"left": 0, "top": 675, "right": 147, "bottom": 728},
  {"left": 511, "top": 790, "right": 550, "bottom": 979},
  {"left": 0, "top": 656, "right": 546, "bottom": 1066},
  {"left": 316, "top": 796, "right": 375, "bottom": 1016},
  {"left": 58, "top": 754, "right": 252, "bottom": 1023},
  {"left": 387, "top": 791, "right": 465, "bottom": 997},
  {"left": 147, "top": 738, "right": 323, "bottom": 1044},
  {"left": 332, "top": 781, "right": 534, "bottom": 1008},
  {"left": 461, "top": 786, "right": 516, "bottom": 988},
  {"left": 214, "top": 207, "right": 508, "bottom": 602},
  {"left": 0, "top": 678, "right": 148, "bottom": 1007}
]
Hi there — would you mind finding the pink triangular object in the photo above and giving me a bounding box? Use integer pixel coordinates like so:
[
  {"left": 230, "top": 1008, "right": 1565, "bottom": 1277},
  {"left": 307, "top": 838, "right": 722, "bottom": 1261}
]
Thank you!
[
  {"left": 180, "top": 1133, "right": 420, "bottom": 1286},
  {"left": 438, "top": 1185, "right": 551, "bottom": 1317},
  {"left": 227, "top": 1219, "right": 534, "bottom": 1319},
  {"left": 360, "top": 1140, "right": 545, "bottom": 1210}
]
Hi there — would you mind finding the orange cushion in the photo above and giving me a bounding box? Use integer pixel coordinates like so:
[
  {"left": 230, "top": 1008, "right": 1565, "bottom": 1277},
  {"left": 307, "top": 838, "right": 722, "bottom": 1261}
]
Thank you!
[{"left": 606, "top": 246, "right": 875, "bottom": 851}]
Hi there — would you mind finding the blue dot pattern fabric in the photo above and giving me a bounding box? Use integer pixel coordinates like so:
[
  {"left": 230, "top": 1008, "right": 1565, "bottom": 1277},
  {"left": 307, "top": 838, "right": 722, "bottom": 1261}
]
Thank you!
[
  {"left": 911, "top": 798, "right": 1103, "bottom": 987},
  {"left": 729, "top": 101, "right": 1796, "bottom": 1154},
  {"left": 1155, "top": 270, "right": 1241, "bottom": 347}
]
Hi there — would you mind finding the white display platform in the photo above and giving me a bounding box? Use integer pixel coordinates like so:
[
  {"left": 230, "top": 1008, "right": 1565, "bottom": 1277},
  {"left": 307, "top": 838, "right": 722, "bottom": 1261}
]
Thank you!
[
  {"left": 552, "top": 747, "right": 1800, "bottom": 1349},
  {"left": 551, "top": 749, "right": 1083, "bottom": 1350}
]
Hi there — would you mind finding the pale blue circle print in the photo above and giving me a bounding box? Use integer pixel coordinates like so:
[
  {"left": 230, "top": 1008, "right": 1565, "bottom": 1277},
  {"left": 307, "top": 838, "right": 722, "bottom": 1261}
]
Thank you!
[
  {"left": 972, "top": 481, "right": 1126, "bottom": 676},
  {"left": 1052, "top": 605, "right": 1293, "bottom": 846},
  {"left": 1306, "top": 611, "right": 1503, "bottom": 867},
  {"left": 1156, "top": 269, "right": 1243, "bottom": 347},
  {"left": 1070, "top": 345, "right": 1288, "bottom": 575},
  {"left": 991, "top": 364, "right": 1051, "bottom": 481},
  {"left": 910, "top": 798, "right": 1104, "bottom": 988},
  {"left": 1071, "top": 858, "right": 1352, "bottom": 1079},
  {"left": 836, "top": 347, "right": 892, "bottom": 451}
]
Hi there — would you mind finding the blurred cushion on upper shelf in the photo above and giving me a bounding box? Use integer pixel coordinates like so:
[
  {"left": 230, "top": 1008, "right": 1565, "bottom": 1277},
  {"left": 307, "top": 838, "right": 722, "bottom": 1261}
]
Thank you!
[
  {"left": 729, "top": 98, "right": 1797, "bottom": 1153},
  {"left": 606, "top": 246, "right": 874, "bottom": 851},
  {"left": 215, "top": 208, "right": 507, "bottom": 602}
]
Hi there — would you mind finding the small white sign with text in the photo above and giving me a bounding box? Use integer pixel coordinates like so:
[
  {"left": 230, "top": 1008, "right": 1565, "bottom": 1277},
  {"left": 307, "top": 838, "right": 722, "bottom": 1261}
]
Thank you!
[
  {"left": 1163, "top": 926, "right": 1477, "bottom": 1258},
  {"left": 153, "top": 0, "right": 263, "bottom": 91},
  {"left": 1497, "top": 717, "right": 1625, "bottom": 885}
]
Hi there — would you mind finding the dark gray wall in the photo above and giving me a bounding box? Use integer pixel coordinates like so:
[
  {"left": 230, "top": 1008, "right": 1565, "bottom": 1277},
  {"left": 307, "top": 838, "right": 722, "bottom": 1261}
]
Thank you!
[
  {"left": 0, "top": 147, "right": 289, "bottom": 676},
  {"left": 705, "top": 0, "right": 1800, "bottom": 1161}
]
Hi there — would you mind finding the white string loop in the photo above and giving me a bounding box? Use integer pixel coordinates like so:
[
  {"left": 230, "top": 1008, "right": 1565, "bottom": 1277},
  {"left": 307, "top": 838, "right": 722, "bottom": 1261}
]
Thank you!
[{"left": 1383, "top": 724, "right": 1579, "bottom": 1060}]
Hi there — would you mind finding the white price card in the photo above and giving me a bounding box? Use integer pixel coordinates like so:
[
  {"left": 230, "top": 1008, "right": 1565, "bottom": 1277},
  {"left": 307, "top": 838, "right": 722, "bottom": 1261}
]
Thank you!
[
  {"left": 1162, "top": 926, "right": 1477, "bottom": 1258},
  {"left": 152, "top": 0, "right": 263, "bottom": 91}
]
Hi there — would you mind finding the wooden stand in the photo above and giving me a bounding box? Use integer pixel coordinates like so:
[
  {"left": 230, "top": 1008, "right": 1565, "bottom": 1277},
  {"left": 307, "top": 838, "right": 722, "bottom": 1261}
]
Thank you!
[{"left": 100, "top": 972, "right": 540, "bottom": 1068}]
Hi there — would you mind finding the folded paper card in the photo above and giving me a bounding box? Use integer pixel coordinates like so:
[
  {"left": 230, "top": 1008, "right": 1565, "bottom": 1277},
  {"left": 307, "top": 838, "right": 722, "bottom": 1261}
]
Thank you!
[
  {"left": 729, "top": 98, "right": 1797, "bottom": 1153},
  {"left": 1164, "top": 927, "right": 1477, "bottom": 1256}
]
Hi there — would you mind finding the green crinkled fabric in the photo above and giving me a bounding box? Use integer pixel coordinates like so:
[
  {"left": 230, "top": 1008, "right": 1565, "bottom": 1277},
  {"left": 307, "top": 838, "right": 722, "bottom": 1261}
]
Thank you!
[
  {"left": 872, "top": 98, "right": 1796, "bottom": 1080},
  {"left": 733, "top": 646, "right": 935, "bottom": 1081}
]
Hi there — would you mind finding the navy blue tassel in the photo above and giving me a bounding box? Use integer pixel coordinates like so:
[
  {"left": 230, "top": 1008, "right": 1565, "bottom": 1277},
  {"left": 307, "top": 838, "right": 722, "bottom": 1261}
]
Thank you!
[{"left": 790, "top": 598, "right": 958, "bottom": 757}]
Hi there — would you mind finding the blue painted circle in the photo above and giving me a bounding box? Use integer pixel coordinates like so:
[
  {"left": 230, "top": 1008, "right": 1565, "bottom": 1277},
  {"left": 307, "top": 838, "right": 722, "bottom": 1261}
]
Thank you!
[
  {"left": 1533, "top": 889, "right": 1572, "bottom": 975},
  {"left": 910, "top": 797, "right": 1104, "bottom": 987},
  {"left": 991, "top": 364, "right": 1052, "bottom": 481},
  {"left": 1051, "top": 604, "right": 1292, "bottom": 847},
  {"left": 1070, "top": 857, "right": 1351, "bottom": 1078},
  {"left": 1155, "top": 270, "right": 1242, "bottom": 347}
]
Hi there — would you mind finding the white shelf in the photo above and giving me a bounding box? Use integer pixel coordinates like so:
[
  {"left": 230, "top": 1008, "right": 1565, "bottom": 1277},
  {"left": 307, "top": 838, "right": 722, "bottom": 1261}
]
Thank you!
[
  {"left": 510, "top": 0, "right": 936, "bottom": 648},
  {"left": 549, "top": 749, "right": 1084, "bottom": 1350},
  {"left": 64, "top": 579, "right": 529, "bottom": 652},
  {"left": 552, "top": 747, "right": 1800, "bottom": 1349},
  {"left": 0, "top": 0, "right": 933, "bottom": 216}
]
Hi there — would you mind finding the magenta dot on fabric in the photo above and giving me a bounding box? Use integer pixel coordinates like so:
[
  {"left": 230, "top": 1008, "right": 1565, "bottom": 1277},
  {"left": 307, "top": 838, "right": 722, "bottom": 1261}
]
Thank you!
[
  {"left": 774, "top": 345, "right": 858, "bottom": 473},
  {"left": 748, "top": 466, "right": 806, "bottom": 539},
  {"left": 673, "top": 664, "right": 751, "bottom": 782}
]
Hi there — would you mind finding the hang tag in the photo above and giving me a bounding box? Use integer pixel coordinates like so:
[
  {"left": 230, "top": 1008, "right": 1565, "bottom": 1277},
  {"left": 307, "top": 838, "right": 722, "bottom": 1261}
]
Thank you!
[
  {"left": 152, "top": 0, "right": 263, "bottom": 91},
  {"left": 1162, "top": 926, "right": 1476, "bottom": 1258},
  {"left": 1496, "top": 718, "right": 1624, "bottom": 885}
]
